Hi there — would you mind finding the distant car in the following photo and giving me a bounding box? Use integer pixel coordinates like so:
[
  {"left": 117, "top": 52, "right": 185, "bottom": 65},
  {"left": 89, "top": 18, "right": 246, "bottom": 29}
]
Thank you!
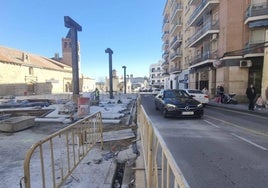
[
  {"left": 154, "top": 89, "right": 204, "bottom": 118},
  {"left": 183, "top": 89, "right": 209, "bottom": 105},
  {"left": 152, "top": 88, "right": 161, "bottom": 96}
]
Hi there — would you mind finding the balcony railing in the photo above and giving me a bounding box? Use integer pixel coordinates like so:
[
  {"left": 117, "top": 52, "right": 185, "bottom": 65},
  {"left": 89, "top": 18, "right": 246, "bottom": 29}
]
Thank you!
[
  {"left": 170, "top": 50, "right": 182, "bottom": 61},
  {"left": 162, "top": 51, "right": 169, "bottom": 59},
  {"left": 170, "top": 67, "right": 181, "bottom": 74},
  {"left": 187, "top": 20, "right": 219, "bottom": 47},
  {"left": 171, "top": 3, "right": 183, "bottom": 22},
  {"left": 161, "top": 61, "right": 169, "bottom": 70},
  {"left": 188, "top": 0, "right": 220, "bottom": 26},
  {"left": 162, "top": 31, "right": 169, "bottom": 40},
  {"left": 170, "top": 20, "right": 183, "bottom": 35},
  {"left": 162, "top": 20, "right": 170, "bottom": 31},
  {"left": 188, "top": 0, "right": 199, "bottom": 6},
  {"left": 245, "top": 2, "right": 268, "bottom": 20},
  {"left": 190, "top": 51, "right": 218, "bottom": 66},
  {"left": 244, "top": 41, "right": 265, "bottom": 55},
  {"left": 170, "top": 35, "right": 182, "bottom": 49},
  {"left": 162, "top": 41, "right": 169, "bottom": 51}
]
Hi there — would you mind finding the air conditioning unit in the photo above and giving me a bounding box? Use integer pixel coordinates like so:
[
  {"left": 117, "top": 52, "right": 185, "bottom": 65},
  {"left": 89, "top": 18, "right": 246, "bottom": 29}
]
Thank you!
[{"left": 240, "top": 60, "right": 252, "bottom": 67}]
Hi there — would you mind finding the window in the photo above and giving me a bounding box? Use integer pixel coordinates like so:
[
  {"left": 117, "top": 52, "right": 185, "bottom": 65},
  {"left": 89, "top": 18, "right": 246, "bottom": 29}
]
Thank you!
[
  {"left": 251, "top": 29, "right": 265, "bottom": 43},
  {"left": 29, "top": 67, "right": 33, "bottom": 75}
]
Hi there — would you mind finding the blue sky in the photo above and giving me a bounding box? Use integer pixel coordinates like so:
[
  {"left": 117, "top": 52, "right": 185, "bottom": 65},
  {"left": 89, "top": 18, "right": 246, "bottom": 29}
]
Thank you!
[{"left": 1, "top": 1, "right": 165, "bottom": 81}]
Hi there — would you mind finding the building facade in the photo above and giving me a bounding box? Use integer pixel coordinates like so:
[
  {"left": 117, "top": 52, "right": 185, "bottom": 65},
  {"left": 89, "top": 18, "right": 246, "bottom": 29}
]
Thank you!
[
  {"left": 0, "top": 46, "right": 73, "bottom": 96},
  {"left": 149, "top": 60, "right": 165, "bottom": 88},
  {"left": 162, "top": 0, "right": 268, "bottom": 102}
]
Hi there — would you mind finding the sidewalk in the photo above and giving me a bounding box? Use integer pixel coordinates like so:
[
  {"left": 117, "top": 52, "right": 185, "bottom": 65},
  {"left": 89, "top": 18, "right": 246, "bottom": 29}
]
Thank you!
[{"left": 207, "top": 100, "right": 268, "bottom": 117}]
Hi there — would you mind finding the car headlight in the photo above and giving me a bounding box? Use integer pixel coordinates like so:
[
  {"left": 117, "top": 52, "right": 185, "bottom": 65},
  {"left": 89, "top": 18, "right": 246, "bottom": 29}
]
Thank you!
[
  {"left": 166, "top": 104, "right": 176, "bottom": 111},
  {"left": 197, "top": 103, "right": 203, "bottom": 108}
]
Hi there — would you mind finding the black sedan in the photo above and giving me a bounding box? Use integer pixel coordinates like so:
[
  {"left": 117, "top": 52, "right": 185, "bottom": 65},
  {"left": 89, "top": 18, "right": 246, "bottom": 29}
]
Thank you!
[{"left": 155, "top": 89, "right": 204, "bottom": 118}]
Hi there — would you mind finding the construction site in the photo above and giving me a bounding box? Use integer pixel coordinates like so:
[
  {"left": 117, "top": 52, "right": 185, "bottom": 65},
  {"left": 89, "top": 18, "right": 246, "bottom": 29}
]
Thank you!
[{"left": 0, "top": 93, "right": 142, "bottom": 188}]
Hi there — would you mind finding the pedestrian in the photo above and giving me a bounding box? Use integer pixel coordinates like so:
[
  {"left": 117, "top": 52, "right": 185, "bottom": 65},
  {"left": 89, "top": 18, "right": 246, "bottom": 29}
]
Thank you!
[
  {"left": 219, "top": 84, "right": 224, "bottom": 103},
  {"left": 202, "top": 87, "right": 208, "bottom": 95},
  {"left": 255, "top": 95, "right": 265, "bottom": 110},
  {"left": 246, "top": 84, "right": 256, "bottom": 110},
  {"left": 215, "top": 85, "right": 221, "bottom": 103},
  {"left": 95, "top": 88, "right": 100, "bottom": 105}
]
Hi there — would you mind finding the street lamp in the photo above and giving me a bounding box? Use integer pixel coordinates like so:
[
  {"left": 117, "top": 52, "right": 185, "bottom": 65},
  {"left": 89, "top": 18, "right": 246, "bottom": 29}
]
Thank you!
[
  {"left": 105, "top": 48, "right": 114, "bottom": 99},
  {"left": 122, "top": 66, "right": 127, "bottom": 94}
]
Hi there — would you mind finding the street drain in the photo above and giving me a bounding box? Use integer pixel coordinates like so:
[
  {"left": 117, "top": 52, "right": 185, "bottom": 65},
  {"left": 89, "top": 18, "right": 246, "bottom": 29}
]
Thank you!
[{"left": 112, "top": 162, "right": 125, "bottom": 188}]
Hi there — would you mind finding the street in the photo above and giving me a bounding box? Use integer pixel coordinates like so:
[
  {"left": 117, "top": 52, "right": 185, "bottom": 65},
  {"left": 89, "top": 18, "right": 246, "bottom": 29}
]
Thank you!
[{"left": 140, "top": 94, "right": 268, "bottom": 188}]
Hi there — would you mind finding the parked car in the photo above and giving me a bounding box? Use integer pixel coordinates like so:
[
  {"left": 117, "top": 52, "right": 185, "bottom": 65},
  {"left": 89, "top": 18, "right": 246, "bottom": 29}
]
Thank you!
[
  {"left": 183, "top": 89, "right": 209, "bottom": 105},
  {"left": 155, "top": 89, "right": 204, "bottom": 118}
]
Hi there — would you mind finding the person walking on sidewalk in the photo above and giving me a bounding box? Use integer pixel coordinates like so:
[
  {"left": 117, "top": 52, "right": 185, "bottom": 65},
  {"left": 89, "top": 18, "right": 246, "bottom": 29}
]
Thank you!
[
  {"left": 246, "top": 84, "right": 256, "bottom": 111},
  {"left": 255, "top": 95, "right": 265, "bottom": 110},
  {"left": 219, "top": 84, "right": 224, "bottom": 103}
]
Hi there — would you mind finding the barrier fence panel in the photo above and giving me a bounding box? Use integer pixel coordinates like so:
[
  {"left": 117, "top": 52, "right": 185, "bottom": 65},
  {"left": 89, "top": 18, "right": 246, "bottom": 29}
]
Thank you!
[
  {"left": 21, "top": 112, "right": 103, "bottom": 188},
  {"left": 137, "top": 97, "right": 190, "bottom": 188}
]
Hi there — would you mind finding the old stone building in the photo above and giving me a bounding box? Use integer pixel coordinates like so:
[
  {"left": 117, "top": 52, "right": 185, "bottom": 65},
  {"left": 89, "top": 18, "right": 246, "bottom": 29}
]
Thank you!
[{"left": 0, "top": 46, "right": 73, "bottom": 96}]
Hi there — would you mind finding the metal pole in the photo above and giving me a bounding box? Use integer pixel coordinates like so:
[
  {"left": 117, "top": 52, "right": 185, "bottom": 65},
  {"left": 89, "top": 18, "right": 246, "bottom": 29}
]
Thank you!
[
  {"left": 105, "top": 48, "right": 114, "bottom": 99},
  {"left": 122, "top": 66, "right": 126, "bottom": 94}
]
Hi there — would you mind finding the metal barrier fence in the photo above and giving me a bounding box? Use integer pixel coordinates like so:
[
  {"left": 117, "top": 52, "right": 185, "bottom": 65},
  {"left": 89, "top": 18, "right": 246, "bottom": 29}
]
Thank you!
[
  {"left": 21, "top": 112, "right": 103, "bottom": 188},
  {"left": 137, "top": 98, "right": 190, "bottom": 188}
]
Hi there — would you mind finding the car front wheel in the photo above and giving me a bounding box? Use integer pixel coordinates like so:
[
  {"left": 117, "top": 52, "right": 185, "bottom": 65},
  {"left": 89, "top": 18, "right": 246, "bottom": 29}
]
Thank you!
[{"left": 163, "top": 109, "right": 168, "bottom": 118}]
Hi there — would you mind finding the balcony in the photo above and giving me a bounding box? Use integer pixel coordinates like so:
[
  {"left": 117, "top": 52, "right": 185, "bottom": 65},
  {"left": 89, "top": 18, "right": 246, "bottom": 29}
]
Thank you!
[
  {"left": 188, "top": 0, "right": 220, "bottom": 26},
  {"left": 170, "top": 67, "right": 181, "bottom": 74},
  {"left": 161, "top": 61, "right": 169, "bottom": 70},
  {"left": 162, "top": 19, "right": 170, "bottom": 32},
  {"left": 189, "top": 51, "right": 218, "bottom": 68},
  {"left": 162, "top": 41, "right": 169, "bottom": 51},
  {"left": 162, "top": 51, "right": 169, "bottom": 59},
  {"left": 170, "top": 35, "right": 182, "bottom": 50},
  {"left": 245, "top": 2, "right": 268, "bottom": 25},
  {"left": 170, "top": 50, "right": 182, "bottom": 61},
  {"left": 187, "top": 20, "right": 219, "bottom": 47},
  {"left": 188, "top": 0, "right": 199, "bottom": 6},
  {"left": 162, "top": 31, "right": 169, "bottom": 41},
  {"left": 243, "top": 41, "right": 265, "bottom": 58},
  {"left": 171, "top": 3, "right": 183, "bottom": 23},
  {"left": 170, "top": 20, "right": 183, "bottom": 36}
]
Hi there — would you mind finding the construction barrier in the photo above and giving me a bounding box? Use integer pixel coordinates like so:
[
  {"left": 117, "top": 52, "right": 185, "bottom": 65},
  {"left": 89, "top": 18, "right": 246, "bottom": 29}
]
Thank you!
[
  {"left": 21, "top": 112, "right": 103, "bottom": 188},
  {"left": 137, "top": 96, "right": 190, "bottom": 188}
]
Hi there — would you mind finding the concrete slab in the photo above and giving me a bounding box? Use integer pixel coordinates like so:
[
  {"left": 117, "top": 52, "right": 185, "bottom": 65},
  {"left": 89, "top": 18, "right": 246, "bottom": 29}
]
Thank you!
[
  {"left": 103, "top": 128, "right": 135, "bottom": 142},
  {"left": 0, "top": 116, "right": 35, "bottom": 132}
]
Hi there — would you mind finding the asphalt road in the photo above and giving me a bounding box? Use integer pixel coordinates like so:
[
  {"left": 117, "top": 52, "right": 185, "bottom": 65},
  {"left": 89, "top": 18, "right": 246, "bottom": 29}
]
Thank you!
[{"left": 140, "top": 94, "right": 268, "bottom": 188}]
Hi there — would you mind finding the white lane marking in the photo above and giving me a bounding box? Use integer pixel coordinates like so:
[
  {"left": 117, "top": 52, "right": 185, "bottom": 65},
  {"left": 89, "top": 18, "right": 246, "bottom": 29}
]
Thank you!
[
  {"left": 231, "top": 133, "right": 268, "bottom": 151},
  {"left": 204, "top": 120, "right": 220, "bottom": 128}
]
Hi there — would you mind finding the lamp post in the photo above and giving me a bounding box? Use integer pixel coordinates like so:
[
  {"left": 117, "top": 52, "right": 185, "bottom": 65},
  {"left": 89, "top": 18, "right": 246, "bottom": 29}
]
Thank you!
[
  {"left": 122, "top": 66, "right": 127, "bottom": 94},
  {"left": 105, "top": 48, "right": 114, "bottom": 99},
  {"left": 64, "top": 16, "right": 82, "bottom": 103}
]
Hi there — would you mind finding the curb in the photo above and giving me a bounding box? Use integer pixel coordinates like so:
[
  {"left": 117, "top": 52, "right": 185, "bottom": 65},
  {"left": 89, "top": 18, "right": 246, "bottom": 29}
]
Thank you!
[{"left": 207, "top": 103, "right": 268, "bottom": 118}]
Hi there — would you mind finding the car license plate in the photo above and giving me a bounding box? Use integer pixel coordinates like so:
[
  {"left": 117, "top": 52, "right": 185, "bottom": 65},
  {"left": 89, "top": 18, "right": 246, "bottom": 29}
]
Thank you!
[{"left": 182, "top": 111, "right": 194, "bottom": 115}]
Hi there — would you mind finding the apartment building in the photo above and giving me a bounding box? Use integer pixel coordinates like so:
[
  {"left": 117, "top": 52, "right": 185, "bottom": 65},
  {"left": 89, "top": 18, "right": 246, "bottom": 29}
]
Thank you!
[
  {"left": 149, "top": 61, "right": 165, "bottom": 88},
  {"left": 162, "top": 0, "right": 187, "bottom": 90},
  {"left": 162, "top": 0, "right": 268, "bottom": 101}
]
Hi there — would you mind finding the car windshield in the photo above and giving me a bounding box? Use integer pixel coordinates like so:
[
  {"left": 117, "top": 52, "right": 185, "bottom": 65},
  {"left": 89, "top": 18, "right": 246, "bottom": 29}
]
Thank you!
[
  {"left": 188, "top": 90, "right": 203, "bottom": 94},
  {"left": 165, "top": 90, "right": 190, "bottom": 98}
]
